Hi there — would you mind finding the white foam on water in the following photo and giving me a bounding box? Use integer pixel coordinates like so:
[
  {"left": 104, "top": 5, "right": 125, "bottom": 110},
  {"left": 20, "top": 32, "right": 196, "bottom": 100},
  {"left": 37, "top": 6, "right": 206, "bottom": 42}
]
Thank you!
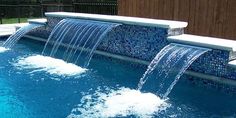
[
  {"left": 67, "top": 87, "right": 169, "bottom": 118},
  {"left": 14, "top": 55, "right": 87, "bottom": 76},
  {"left": 0, "top": 47, "right": 9, "bottom": 53}
]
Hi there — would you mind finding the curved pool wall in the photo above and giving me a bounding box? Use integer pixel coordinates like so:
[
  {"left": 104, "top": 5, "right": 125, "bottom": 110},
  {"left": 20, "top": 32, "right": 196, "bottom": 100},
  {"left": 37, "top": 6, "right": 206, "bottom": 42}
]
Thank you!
[{"left": 12, "top": 12, "right": 236, "bottom": 86}]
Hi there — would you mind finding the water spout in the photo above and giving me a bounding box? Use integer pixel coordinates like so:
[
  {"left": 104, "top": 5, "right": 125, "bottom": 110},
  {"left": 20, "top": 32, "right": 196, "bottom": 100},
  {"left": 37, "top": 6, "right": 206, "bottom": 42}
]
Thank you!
[
  {"left": 138, "top": 43, "right": 210, "bottom": 99},
  {"left": 2, "top": 23, "right": 43, "bottom": 48},
  {"left": 42, "top": 18, "right": 120, "bottom": 67}
]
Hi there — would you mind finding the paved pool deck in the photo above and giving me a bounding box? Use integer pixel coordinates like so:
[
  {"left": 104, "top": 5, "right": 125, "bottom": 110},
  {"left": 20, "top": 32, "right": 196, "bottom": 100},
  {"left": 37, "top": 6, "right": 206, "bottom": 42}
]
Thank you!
[{"left": 0, "top": 23, "right": 28, "bottom": 36}]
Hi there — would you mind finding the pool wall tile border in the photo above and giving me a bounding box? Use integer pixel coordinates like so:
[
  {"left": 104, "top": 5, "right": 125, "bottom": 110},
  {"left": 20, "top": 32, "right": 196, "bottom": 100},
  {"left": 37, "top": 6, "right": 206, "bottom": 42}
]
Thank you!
[{"left": 184, "top": 71, "right": 236, "bottom": 87}]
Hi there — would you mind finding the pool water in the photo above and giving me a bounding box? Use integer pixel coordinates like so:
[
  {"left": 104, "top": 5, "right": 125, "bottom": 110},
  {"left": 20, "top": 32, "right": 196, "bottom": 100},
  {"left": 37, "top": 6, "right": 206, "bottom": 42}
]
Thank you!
[{"left": 0, "top": 38, "right": 236, "bottom": 118}]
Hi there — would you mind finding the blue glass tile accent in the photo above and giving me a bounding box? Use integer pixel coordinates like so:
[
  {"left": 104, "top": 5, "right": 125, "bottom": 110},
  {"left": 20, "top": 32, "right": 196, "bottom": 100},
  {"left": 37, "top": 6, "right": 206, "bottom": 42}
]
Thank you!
[{"left": 98, "top": 25, "right": 169, "bottom": 61}]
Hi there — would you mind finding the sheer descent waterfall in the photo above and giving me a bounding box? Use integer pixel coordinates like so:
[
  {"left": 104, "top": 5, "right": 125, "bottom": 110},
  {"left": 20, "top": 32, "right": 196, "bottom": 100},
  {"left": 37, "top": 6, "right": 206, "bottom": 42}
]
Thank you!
[
  {"left": 42, "top": 18, "right": 120, "bottom": 67},
  {"left": 138, "top": 43, "right": 210, "bottom": 99},
  {"left": 2, "top": 23, "right": 43, "bottom": 48}
]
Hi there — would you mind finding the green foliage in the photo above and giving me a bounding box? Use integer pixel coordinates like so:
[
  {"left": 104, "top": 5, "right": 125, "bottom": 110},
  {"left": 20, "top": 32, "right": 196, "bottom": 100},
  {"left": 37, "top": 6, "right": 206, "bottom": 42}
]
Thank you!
[{"left": 1, "top": 18, "right": 28, "bottom": 24}]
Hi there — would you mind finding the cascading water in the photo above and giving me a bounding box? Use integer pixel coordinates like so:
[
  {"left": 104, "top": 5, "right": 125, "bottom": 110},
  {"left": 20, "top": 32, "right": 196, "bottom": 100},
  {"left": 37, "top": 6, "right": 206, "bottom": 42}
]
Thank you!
[
  {"left": 138, "top": 43, "right": 210, "bottom": 99},
  {"left": 2, "top": 23, "right": 43, "bottom": 48},
  {"left": 42, "top": 18, "right": 120, "bottom": 67}
]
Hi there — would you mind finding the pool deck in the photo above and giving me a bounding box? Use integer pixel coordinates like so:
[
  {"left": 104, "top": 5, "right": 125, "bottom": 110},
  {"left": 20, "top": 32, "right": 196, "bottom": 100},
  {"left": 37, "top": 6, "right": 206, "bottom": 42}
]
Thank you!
[
  {"left": 0, "top": 18, "right": 47, "bottom": 37},
  {"left": 0, "top": 23, "right": 28, "bottom": 36}
]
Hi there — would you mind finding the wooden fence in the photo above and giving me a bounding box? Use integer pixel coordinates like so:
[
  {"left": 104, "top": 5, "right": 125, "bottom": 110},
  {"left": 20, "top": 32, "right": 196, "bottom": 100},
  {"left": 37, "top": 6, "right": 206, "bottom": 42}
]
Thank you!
[{"left": 118, "top": 0, "right": 236, "bottom": 40}]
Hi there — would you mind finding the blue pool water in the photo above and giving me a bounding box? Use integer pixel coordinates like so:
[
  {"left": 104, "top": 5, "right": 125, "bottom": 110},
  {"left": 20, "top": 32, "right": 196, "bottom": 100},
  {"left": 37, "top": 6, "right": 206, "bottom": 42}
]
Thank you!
[{"left": 0, "top": 38, "right": 236, "bottom": 118}]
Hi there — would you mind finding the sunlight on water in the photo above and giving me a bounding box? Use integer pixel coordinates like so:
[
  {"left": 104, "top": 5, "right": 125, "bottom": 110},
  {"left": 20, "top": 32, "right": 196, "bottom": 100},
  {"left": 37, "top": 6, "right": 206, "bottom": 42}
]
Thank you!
[
  {"left": 67, "top": 87, "right": 169, "bottom": 118},
  {"left": 0, "top": 47, "right": 8, "bottom": 53},
  {"left": 13, "top": 55, "right": 87, "bottom": 76}
]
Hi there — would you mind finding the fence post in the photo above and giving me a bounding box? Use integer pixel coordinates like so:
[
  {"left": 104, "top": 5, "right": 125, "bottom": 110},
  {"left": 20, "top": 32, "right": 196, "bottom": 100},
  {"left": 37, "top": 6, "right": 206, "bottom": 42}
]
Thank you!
[
  {"left": 72, "top": 0, "right": 75, "bottom": 12},
  {"left": 17, "top": 6, "right": 20, "bottom": 23},
  {"left": 0, "top": 9, "right": 2, "bottom": 24},
  {"left": 40, "top": 0, "right": 44, "bottom": 17},
  {"left": 17, "top": 1, "right": 21, "bottom": 23},
  {"left": 0, "top": 12, "right": 2, "bottom": 24}
]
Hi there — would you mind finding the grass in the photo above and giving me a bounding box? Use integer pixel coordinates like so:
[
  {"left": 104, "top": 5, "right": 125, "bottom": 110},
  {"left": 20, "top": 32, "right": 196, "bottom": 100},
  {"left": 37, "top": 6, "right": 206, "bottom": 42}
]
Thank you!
[{"left": 1, "top": 18, "right": 31, "bottom": 24}]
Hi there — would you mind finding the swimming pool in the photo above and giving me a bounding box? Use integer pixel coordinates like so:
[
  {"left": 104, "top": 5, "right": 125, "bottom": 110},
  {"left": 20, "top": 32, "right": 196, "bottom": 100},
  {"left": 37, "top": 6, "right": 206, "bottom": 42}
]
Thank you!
[
  {"left": 0, "top": 37, "right": 235, "bottom": 118},
  {"left": 1, "top": 12, "right": 236, "bottom": 118}
]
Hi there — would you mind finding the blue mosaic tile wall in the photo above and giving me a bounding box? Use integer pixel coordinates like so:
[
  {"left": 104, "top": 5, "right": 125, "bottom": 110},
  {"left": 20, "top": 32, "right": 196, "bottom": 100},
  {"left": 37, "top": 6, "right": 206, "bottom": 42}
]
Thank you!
[
  {"left": 27, "top": 26, "right": 51, "bottom": 39},
  {"left": 26, "top": 17, "right": 64, "bottom": 39},
  {"left": 28, "top": 17, "right": 173, "bottom": 61},
  {"left": 188, "top": 50, "right": 236, "bottom": 80},
  {"left": 26, "top": 16, "right": 236, "bottom": 81},
  {"left": 98, "top": 25, "right": 169, "bottom": 61}
]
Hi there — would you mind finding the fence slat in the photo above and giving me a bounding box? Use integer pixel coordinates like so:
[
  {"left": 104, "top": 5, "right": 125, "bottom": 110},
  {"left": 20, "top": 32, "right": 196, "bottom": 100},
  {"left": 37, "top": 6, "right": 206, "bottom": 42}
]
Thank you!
[
  {"left": 224, "top": 0, "right": 236, "bottom": 39},
  {"left": 118, "top": 0, "right": 236, "bottom": 40}
]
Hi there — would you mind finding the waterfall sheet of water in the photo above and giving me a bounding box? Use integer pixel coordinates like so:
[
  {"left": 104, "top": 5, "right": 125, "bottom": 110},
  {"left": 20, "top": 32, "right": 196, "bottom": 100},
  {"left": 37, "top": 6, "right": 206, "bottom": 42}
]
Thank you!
[
  {"left": 42, "top": 18, "right": 120, "bottom": 67},
  {"left": 138, "top": 43, "right": 210, "bottom": 99},
  {"left": 2, "top": 23, "right": 43, "bottom": 48}
]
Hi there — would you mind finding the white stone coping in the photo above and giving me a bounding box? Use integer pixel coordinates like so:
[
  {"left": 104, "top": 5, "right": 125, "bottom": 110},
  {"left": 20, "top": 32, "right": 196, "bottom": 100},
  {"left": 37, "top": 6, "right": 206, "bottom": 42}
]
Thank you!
[
  {"left": 168, "top": 34, "right": 236, "bottom": 51},
  {"left": 45, "top": 12, "right": 188, "bottom": 29},
  {"left": 28, "top": 18, "right": 47, "bottom": 25}
]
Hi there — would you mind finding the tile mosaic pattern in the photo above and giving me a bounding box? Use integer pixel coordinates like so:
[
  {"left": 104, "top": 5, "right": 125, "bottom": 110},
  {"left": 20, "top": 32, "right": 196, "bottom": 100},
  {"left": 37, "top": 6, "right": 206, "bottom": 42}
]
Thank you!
[
  {"left": 26, "top": 26, "right": 51, "bottom": 39},
  {"left": 189, "top": 50, "right": 229, "bottom": 78},
  {"left": 98, "top": 24, "right": 169, "bottom": 61},
  {"left": 26, "top": 16, "right": 236, "bottom": 81},
  {"left": 188, "top": 50, "right": 236, "bottom": 80},
  {"left": 26, "top": 17, "right": 64, "bottom": 39}
]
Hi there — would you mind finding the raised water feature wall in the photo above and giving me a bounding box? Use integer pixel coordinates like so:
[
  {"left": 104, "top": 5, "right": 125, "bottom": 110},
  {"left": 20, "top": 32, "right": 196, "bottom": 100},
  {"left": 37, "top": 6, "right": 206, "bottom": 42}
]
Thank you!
[
  {"left": 42, "top": 18, "right": 121, "bottom": 67},
  {"left": 28, "top": 15, "right": 185, "bottom": 61},
  {"left": 22, "top": 12, "right": 236, "bottom": 85}
]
